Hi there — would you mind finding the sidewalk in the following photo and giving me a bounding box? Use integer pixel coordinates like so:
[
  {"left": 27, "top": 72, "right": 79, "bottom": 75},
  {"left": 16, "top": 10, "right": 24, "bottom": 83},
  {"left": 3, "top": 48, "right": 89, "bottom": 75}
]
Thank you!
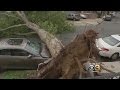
[
  {"left": 68, "top": 18, "right": 103, "bottom": 26},
  {"left": 80, "top": 18, "right": 103, "bottom": 25},
  {"left": 99, "top": 61, "right": 120, "bottom": 74}
]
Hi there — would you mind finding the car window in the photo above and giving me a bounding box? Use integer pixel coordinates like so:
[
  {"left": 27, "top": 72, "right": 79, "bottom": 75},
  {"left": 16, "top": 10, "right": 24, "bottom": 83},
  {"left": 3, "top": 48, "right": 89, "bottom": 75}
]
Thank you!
[
  {"left": 11, "top": 49, "right": 30, "bottom": 56},
  {"left": 26, "top": 41, "right": 40, "bottom": 55},
  {"left": 102, "top": 36, "right": 120, "bottom": 46},
  {"left": 0, "top": 49, "right": 11, "bottom": 55}
]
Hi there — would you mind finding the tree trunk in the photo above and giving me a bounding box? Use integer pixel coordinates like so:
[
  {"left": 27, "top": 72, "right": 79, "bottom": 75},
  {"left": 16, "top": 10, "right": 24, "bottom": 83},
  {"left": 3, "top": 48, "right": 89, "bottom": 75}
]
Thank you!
[
  {"left": 16, "top": 11, "right": 64, "bottom": 57},
  {"left": 36, "top": 30, "right": 100, "bottom": 79}
]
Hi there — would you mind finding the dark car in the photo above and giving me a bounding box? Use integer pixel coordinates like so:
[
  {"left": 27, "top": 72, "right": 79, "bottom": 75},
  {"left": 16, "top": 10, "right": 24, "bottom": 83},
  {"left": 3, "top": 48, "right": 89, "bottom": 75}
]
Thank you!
[
  {"left": 67, "top": 13, "right": 80, "bottom": 21},
  {"left": 103, "top": 15, "right": 112, "bottom": 21},
  {"left": 0, "top": 38, "right": 51, "bottom": 70}
]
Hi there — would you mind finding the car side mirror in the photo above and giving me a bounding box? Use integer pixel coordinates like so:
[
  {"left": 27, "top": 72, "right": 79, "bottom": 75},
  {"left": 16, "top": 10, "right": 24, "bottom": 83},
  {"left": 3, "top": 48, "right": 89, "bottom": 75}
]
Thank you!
[{"left": 27, "top": 54, "right": 33, "bottom": 58}]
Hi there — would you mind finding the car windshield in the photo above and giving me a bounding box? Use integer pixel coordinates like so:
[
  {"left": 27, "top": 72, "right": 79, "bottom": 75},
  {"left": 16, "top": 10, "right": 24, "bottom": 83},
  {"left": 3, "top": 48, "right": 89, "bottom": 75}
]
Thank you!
[
  {"left": 26, "top": 41, "right": 40, "bottom": 55},
  {"left": 102, "top": 36, "right": 120, "bottom": 46}
]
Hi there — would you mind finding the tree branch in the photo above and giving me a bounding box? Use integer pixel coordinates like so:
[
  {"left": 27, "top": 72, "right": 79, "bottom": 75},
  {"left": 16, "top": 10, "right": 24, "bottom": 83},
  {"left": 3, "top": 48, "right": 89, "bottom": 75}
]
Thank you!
[
  {"left": 16, "top": 11, "right": 64, "bottom": 57},
  {"left": 0, "top": 24, "right": 26, "bottom": 32},
  {"left": 16, "top": 11, "right": 41, "bottom": 29},
  {"left": 0, "top": 12, "right": 21, "bottom": 19},
  {"left": 14, "top": 32, "right": 36, "bottom": 36},
  {"left": 16, "top": 11, "right": 29, "bottom": 22}
]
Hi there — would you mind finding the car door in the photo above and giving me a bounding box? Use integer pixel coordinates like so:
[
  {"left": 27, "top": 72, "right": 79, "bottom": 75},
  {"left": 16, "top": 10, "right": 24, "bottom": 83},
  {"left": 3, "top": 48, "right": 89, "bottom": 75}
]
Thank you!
[
  {"left": 10, "top": 49, "right": 40, "bottom": 69},
  {"left": 0, "top": 49, "right": 13, "bottom": 69}
]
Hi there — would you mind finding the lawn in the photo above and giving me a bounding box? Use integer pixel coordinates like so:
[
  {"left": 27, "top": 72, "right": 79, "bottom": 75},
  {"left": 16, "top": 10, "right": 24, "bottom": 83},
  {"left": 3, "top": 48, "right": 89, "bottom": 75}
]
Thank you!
[{"left": 0, "top": 70, "right": 37, "bottom": 79}]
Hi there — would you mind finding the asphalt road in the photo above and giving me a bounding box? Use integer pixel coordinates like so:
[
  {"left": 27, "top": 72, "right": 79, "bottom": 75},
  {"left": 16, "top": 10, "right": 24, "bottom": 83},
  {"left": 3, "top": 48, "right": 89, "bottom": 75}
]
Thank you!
[
  {"left": 97, "top": 13, "right": 120, "bottom": 61},
  {"left": 96, "top": 13, "right": 120, "bottom": 38},
  {"left": 57, "top": 12, "right": 120, "bottom": 62},
  {"left": 75, "top": 12, "right": 120, "bottom": 38}
]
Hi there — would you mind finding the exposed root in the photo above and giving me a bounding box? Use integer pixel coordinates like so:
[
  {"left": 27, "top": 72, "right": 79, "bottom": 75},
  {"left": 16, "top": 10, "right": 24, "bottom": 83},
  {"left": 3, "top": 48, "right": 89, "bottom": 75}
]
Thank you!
[{"left": 37, "top": 29, "right": 115, "bottom": 79}]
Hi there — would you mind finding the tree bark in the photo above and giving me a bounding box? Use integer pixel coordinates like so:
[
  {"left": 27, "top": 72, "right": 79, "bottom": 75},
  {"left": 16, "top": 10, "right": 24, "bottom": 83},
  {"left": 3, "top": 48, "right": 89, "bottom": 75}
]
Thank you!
[{"left": 0, "top": 24, "right": 26, "bottom": 32}]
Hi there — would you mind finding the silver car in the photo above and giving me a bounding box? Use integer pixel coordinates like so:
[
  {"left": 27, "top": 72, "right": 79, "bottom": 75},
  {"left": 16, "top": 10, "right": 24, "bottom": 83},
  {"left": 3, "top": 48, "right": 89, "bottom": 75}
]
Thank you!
[{"left": 0, "top": 38, "right": 51, "bottom": 70}]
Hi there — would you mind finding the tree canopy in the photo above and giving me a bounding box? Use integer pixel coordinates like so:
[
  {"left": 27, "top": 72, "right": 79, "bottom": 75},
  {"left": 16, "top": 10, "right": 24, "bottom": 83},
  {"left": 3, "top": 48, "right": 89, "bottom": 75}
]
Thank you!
[{"left": 0, "top": 11, "right": 73, "bottom": 38}]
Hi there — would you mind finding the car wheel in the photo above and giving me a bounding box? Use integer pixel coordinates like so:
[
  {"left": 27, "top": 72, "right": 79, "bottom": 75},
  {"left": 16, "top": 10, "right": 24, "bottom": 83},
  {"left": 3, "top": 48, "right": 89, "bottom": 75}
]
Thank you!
[{"left": 111, "top": 53, "right": 119, "bottom": 60}]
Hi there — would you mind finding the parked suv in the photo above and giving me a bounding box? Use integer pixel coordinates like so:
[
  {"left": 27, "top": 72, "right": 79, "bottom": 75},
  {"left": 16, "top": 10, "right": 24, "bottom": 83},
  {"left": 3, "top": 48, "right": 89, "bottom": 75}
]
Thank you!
[
  {"left": 67, "top": 13, "right": 80, "bottom": 21},
  {"left": 0, "top": 38, "right": 51, "bottom": 70}
]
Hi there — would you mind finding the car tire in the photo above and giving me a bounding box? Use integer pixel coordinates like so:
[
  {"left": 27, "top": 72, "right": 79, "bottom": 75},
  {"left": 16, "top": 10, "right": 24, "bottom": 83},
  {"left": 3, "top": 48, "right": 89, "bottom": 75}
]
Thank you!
[{"left": 111, "top": 53, "right": 119, "bottom": 60}]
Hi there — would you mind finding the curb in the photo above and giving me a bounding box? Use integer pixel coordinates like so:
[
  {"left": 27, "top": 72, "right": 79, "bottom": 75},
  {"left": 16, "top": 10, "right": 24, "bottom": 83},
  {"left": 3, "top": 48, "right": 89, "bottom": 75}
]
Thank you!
[{"left": 68, "top": 18, "right": 103, "bottom": 26}]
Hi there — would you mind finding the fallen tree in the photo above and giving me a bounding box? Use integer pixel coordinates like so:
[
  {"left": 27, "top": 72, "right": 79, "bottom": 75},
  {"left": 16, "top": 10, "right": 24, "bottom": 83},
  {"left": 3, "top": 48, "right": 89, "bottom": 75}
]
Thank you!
[
  {"left": 16, "top": 11, "right": 100, "bottom": 78},
  {"left": 36, "top": 29, "right": 116, "bottom": 79},
  {"left": 16, "top": 11, "right": 64, "bottom": 57},
  {"left": 36, "top": 29, "right": 100, "bottom": 79},
  {"left": 1, "top": 11, "right": 115, "bottom": 79}
]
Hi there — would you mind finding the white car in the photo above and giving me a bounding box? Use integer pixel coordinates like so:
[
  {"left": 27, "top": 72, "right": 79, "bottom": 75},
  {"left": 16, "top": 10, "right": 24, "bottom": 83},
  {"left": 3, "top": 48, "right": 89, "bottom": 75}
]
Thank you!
[
  {"left": 80, "top": 14, "right": 87, "bottom": 19},
  {"left": 96, "top": 35, "right": 120, "bottom": 60},
  {"left": 110, "top": 12, "right": 116, "bottom": 17}
]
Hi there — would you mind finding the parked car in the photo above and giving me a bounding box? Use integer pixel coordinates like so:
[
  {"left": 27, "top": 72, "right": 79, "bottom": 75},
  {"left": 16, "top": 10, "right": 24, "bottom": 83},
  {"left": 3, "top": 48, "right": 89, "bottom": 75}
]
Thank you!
[
  {"left": 110, "top": 12, "right": 116, "bottom": 17},
  {"left": 80, "top": 14, "right": 87, "bottom": 19},
  {"left": 0, "top": 38, "right": 51, "bottom": 70},
  {"left": 96, "top": 35, "right": 120, "bottom": 60},
  {"left": 103, "top": 15, "right": 112, "bottom": 21},
  {"left": 67, "top": 13, "right": 80, "bottom": 21}
]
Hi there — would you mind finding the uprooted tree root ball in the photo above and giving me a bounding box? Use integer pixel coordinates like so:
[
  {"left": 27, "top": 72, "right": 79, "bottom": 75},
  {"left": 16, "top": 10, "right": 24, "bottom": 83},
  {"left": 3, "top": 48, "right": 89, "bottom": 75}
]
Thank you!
[{"left": 37, "top": 29, "right": 100, "bottom": 79}]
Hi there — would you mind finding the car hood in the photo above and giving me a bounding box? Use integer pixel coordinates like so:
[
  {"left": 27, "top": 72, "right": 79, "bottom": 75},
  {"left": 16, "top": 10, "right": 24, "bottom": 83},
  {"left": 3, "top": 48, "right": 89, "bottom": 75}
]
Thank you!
[{"left": 96, "top": 38, "right": 112, "bottom": 50}]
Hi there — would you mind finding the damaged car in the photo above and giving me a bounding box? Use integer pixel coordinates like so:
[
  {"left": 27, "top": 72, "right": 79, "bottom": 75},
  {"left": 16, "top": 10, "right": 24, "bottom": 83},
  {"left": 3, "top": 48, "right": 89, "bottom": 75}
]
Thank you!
[{"left": 0, "top": 38, "right": 51, "bottom": 70}]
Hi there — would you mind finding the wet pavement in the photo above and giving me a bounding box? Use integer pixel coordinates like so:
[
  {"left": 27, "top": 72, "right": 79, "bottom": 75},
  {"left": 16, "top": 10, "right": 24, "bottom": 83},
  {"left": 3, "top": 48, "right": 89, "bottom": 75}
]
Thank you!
[{"left": 56, "top": 12, "right": 120, "bottom": 62}]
